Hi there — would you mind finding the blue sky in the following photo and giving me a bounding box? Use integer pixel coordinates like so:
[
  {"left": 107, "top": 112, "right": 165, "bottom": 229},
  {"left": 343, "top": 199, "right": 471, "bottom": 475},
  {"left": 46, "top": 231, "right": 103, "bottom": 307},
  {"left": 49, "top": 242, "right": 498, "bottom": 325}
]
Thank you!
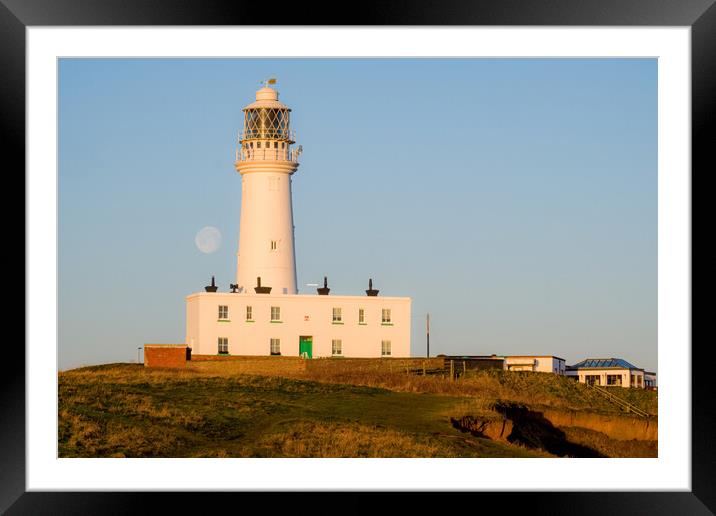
[{"left": 58, "top": 58, "right": 657, "bottom": 372}]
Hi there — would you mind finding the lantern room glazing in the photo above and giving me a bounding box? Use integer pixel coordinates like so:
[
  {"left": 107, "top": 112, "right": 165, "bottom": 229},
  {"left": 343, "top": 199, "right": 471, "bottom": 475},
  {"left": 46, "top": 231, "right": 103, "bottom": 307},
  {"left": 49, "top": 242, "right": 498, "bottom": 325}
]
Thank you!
[{"left": 241, "top": 107, "right": 293, "bottom": 142}]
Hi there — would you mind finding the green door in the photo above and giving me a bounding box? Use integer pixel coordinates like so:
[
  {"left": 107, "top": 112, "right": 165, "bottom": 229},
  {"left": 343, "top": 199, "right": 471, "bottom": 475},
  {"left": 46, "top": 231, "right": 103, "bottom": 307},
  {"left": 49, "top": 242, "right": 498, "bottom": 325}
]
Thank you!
[{"left": 299, "top": 336, "right": 313, "bottom": 359}]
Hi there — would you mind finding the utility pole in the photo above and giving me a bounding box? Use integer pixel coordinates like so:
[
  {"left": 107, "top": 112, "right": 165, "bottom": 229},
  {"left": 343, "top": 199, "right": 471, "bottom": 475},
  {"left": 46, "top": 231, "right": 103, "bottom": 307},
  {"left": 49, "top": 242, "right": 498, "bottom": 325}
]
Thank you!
[{"left": 426, "top": 313, "right": 430, "bottom": 358}]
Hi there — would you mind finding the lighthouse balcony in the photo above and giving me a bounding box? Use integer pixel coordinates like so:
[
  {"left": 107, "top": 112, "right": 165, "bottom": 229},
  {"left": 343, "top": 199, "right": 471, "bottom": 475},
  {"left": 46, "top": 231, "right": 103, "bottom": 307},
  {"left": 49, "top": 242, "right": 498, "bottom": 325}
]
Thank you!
[{"left": 235, "top": 147, "right": 301, "bottom": 163}]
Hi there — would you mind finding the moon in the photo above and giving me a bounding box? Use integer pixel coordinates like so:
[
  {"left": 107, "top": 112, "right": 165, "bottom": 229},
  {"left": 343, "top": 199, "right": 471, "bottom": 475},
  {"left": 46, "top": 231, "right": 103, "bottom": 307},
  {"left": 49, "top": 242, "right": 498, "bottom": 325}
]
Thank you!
[{"left": 195, "top": 226, "right": 222, "bottom": 254}]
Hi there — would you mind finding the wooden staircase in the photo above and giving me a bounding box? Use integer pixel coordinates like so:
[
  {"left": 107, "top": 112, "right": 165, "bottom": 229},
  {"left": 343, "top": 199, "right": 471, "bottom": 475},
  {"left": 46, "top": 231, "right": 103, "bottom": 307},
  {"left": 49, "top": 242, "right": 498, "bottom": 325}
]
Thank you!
[{"left": 587, "top": 383, "right": 651, "bottom": 417}]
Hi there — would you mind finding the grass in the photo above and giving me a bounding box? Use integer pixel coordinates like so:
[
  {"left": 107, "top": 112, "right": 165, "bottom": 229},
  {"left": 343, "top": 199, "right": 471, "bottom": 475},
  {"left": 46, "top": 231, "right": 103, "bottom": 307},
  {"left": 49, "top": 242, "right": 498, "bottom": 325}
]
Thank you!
[
  {"left": 58, "top": 360, "right": 657, "bottom": 458},
  {"left": 58, "top": 364, "right": 546, "bottom": 458}
]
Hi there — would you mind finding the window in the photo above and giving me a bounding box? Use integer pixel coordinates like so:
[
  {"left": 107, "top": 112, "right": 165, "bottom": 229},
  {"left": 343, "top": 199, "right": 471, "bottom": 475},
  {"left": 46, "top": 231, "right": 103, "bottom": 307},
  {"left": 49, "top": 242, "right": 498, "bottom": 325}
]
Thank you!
[
  {"left": 246, "top": 306, "right": 253, "bottom": 321},
  {"left": 274, "top": 142, "right": 278, "bottom": 149},
  {"left": 332, "top": 339, "right": 342, "bottom": 356},
  {"left": 218, "top": 305, "right": 229, "bottom": 320},
  {"left": 257, "top": 141, "right": 262, "bottom": 148},
  {"left": 271, "top": 306, "right": 281, "bottom": 321},
  {"left": 218, "top": 337, "right": 229, "bottom": 354},
  {"left": 358, "top": 308, "right": 365, "bottom": 324},
  {"left": 381, "top": 340, "right": 391, "bottom": 356},
  {"left": 270, "top": 240, "right": 278, "bottom": 250},
  {"left": 270, "top": 338, "right": 281, "bottom": 355},
  {"left": 607, "top": 374, "right": 622, "bottom": 386},
  {"left": 585, "top": 374, "right": 600, "bottom": 386},
  {"left": 381, "top": 308, "right": 392, "bottom": 324},
  {"left": 332, "top": 307, "right": 342, "bottom": 323}
]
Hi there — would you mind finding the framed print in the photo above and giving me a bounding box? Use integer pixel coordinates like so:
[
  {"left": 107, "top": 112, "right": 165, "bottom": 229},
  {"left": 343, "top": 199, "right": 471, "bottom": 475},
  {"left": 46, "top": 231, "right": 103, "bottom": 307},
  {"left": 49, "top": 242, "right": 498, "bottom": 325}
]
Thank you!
[{"left": 6, "top": 0, "right": 714, "bottom": 513}]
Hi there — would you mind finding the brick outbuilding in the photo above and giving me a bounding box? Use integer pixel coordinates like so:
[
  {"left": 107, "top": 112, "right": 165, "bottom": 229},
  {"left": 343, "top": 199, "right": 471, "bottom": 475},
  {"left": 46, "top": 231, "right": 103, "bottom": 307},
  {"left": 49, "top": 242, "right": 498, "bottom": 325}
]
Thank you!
[{"left": 144, "top": 344, "right": 188, "bottom": 368}]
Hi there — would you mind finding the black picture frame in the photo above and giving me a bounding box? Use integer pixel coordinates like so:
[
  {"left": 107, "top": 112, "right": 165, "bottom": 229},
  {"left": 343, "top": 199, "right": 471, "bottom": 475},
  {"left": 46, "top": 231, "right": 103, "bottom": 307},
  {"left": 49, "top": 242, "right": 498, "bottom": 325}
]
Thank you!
[{"left": 6, "top": 0, "right": 713, "bottom": 513}]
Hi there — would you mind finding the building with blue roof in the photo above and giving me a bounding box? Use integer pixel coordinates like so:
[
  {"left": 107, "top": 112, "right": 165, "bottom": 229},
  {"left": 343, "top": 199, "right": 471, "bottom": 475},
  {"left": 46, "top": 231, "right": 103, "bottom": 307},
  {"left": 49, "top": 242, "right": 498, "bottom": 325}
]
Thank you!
[{"left": 566, "top": 357, "right": 653, "bottom": 389}]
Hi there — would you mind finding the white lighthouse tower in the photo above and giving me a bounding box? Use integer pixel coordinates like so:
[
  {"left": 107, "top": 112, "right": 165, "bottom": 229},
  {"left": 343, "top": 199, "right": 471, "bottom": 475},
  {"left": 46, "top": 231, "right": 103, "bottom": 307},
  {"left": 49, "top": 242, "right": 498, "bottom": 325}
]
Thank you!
[{"left": 234, "top": 80, "right": 302, "bottom": 295}]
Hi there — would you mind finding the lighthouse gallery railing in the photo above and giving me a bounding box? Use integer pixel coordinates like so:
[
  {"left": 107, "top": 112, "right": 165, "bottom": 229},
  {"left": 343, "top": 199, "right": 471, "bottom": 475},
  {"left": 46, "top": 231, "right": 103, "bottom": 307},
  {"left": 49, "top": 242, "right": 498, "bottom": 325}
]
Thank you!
[{"left": 235, "top": 148, "right": 300, "bottom": 163}]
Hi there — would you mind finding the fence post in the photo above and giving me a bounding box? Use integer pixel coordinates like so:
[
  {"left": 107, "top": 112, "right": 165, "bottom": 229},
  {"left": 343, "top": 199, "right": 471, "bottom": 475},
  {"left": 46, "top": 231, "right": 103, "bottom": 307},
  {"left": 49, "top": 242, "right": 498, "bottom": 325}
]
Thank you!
[{"left": 450, "top": 360, "right": 454, "bottom": 380}]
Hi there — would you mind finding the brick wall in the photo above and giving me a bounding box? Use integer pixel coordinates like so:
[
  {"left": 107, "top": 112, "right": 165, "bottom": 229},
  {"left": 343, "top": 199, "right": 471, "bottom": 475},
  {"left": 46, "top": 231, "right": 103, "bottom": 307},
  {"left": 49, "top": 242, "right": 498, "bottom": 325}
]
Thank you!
[
  {"left": 191, "top": 354, "right": 258, "bottom": 362},
  {"left": 144, "top": 345, "right": 187, "bottom": 368},
  {"left": 304, "top": 357, "right": 446, "bottom": 375},
  {"left": 188, "top": 355, "right": 308, "bottom": 376}
]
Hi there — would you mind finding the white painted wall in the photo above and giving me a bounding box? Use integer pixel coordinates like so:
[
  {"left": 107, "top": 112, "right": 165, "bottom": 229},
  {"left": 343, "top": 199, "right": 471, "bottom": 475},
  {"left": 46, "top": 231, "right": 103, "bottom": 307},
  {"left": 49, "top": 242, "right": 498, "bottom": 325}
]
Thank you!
[
  {"left": 186, "top": 292, "right": 411, "bottom": 358},
  {"left": 235, "top": 170, "right": 298, "bottom": 295},
  {"left": 504, "top": 356, "right": 566, "bottom": 374},
  {"left": 575, "top": 368, "right": 645, "bottom": 388}
]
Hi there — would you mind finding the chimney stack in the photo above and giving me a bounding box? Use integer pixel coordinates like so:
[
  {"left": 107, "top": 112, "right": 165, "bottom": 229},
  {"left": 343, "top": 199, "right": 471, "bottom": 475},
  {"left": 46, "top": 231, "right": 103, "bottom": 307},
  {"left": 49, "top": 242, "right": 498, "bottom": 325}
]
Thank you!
[
  {"left": 205, "top": 276, "right": 218, "bottom": 292},
  {"left": 254, "top": 276, "right": 272, "bottom": 294},
  {"left": 317, "top": 276, "right": 330, "bottom": 295},
  {"left": 366, "top": 278, "right": 379, "bottom": 296}
]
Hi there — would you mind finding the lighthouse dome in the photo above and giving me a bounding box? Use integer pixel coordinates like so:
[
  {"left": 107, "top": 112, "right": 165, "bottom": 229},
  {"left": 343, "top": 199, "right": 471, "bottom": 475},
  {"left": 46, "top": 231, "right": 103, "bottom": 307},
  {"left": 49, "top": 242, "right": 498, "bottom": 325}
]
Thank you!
[
  {"left": 243, "top": 86, "right": 290, "bottom": 110},
  {"left": 256, "top": 86, "right": 278, "bottom": 101}
]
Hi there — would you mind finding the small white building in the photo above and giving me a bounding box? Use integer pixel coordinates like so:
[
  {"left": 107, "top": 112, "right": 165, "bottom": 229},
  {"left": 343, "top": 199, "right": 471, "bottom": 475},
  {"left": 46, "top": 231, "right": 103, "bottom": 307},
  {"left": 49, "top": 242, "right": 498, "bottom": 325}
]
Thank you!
[
  {"left": 565, "top": 358, "right": 647, "bottom": 389},
  {"left": 503, "top": 355, "right": 566, "bottom": 374},
  {"left": 185, "top": 81, "right": 411, "bottom": 358}
]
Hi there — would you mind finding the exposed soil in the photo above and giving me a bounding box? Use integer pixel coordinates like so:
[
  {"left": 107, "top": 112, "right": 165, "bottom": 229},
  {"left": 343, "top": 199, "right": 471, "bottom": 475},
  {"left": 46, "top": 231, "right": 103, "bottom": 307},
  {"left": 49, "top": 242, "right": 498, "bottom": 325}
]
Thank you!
[{"left": 451, "top": 403, "right": 657, "bottom": 458}]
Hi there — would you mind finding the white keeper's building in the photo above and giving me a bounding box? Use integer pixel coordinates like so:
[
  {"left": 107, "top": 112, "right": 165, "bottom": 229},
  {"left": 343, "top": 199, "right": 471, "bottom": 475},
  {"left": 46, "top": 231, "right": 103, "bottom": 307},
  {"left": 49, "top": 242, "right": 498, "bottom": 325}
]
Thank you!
[{"left": 185, "top": 82, "right": 412, "bottom": 358}]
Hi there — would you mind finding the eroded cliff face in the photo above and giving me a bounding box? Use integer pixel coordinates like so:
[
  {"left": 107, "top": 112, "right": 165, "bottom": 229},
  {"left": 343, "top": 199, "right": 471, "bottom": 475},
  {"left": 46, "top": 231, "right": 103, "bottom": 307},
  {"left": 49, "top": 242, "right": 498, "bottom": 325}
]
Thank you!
[
  {"left": 450, "top": 415, "right": 514, "bottom": 442},
  {"left": 539, "top": 407, "right": 657, "bottom": 441},
  {"left": 451, "top": 403, "right": 657, "bottom": 458}
]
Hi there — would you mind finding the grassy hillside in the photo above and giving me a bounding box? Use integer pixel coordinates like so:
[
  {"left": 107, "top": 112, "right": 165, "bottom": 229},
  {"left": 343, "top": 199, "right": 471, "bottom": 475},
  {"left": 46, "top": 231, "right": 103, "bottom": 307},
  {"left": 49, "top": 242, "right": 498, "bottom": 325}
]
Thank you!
[
  {"left": 190, "top": 358, "right": 658, "bottom": 415},
  {"left": 59, "top": 364, "right": 547, "bottom": 458},
  {"left": 58, "top": 361, "right": 657, "bottom": 458}
]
